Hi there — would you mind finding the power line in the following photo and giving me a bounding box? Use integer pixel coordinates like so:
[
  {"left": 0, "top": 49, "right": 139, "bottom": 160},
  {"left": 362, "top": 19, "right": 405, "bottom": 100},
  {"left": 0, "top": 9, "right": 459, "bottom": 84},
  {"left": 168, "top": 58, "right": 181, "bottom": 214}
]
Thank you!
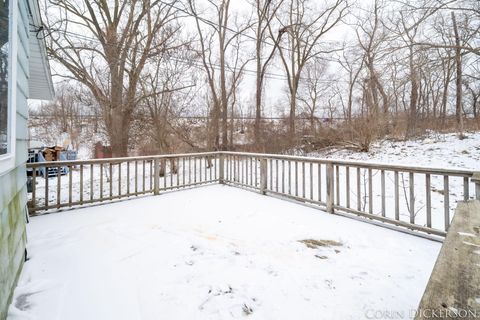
[
  {"left": 158, "top": 0, "right": 341, "bottom": 52},
  {"left": 50, "top": 28, "right": 348, "bottom": 84},
  {"left": 29, "top": 113, "right": 347, "bottom": 121}
]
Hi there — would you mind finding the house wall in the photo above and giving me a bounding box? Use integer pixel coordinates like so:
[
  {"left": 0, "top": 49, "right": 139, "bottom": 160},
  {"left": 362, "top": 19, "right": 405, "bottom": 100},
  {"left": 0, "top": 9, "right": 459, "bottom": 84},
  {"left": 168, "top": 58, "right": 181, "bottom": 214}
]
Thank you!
[{"left": 0, "top": 0, "right": 30, "bottom": 318}]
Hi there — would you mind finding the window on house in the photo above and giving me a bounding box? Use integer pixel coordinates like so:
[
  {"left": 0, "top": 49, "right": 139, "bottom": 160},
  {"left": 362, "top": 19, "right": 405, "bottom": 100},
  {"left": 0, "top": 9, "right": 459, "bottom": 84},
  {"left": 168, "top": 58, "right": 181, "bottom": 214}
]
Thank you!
[{"left": 0, "top": 0, "right": 9, "bottom": 156}]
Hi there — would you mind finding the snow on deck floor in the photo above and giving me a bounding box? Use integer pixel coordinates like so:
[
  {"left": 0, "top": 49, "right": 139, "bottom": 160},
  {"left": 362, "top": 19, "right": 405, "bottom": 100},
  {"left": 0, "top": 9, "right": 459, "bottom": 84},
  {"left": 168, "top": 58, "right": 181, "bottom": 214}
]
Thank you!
[{"left": 8, "top": 185, "right": 440, "bottom": 320}]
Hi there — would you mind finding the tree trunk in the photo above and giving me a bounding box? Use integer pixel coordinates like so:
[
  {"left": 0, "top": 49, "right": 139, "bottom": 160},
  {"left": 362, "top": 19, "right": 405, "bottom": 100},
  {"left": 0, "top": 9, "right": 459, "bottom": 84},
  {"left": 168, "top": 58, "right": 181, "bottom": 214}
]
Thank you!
[
  {"left": 452, "top": 11, "right": 464, "bottom": 137},
  {"left": 254, "top": 17, "right": 263, "bottom": 148},
  {"left": 407, "top": 47, "right": 418, "bottom": 138},
  {"left": 109, "top": 112, "right": 129, "bottom": 157}
]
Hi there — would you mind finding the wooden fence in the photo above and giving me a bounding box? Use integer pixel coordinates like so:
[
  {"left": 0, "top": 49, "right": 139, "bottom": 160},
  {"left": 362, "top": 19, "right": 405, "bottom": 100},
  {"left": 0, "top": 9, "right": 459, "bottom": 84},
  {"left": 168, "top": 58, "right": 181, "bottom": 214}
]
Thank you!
[{"left": 27, "top": 151, "right": 480, "bottom": 239}]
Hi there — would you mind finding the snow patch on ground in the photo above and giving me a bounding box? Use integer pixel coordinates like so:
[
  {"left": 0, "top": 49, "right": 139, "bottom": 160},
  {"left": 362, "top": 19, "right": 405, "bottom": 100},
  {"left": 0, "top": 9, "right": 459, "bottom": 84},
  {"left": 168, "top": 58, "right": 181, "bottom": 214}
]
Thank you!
[
  {"left": 307, "top": 131, "right": 480, "bottom": 170},
  {"left": 9, "top": 185, "right": 440, "bottom": 320}
]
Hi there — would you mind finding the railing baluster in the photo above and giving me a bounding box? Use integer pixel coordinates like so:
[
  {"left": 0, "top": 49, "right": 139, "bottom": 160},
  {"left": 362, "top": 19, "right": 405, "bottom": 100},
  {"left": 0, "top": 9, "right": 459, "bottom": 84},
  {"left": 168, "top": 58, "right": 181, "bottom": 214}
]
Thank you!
[
  {"left": 204, "top": 157, "right": 207, "bottom": 182},
  {"left": 32, "top": 165, "right": 37, "bottom": 212},
  {"left": 118, "top": 162, "right": 122, "bottom": 197},
  {"left": 381, "top": 170, "right": 385, "bottom": 217},
  {"left": 260, "top": 158, "right": 267, "bottom": 194},
  {"left": 302, "top": 162, "right": 306, "bottom": 199},
  {"left": 45, "top": 166, "right": 49, "bottom": 208},
  {"left": 426, "top": 173, "right": 432, "bottom": 228},
  {"left": 318, "top": 163, "right": 322, "bottom": 202},
  {"left": 100, "top": 164, "right": 104, "bottom": 200},
  {"left": 154, "top": 159, "right": 159, "bottom": 195},
  {"left": 409, "top": 172, "right": 415, "bottom": 224},
  {"left": 69, "top": 165, "right": 73, "bottom": 205},
  {"left": 90, "top": 164, "right": 94, "bottom": 200},
  {"left": 239, "top": 156, "right": 242, "bottom": 184},
  {"left": 57, "top": 166, "right": 61, "bottom": 209},
  {"left": 276, "top": 159, "right": 279, "bottom": 192},
  {"left": 302, "top": 161, "right": 306, "bottom": 198},
  {"left": 177, "top": 158, "right": 180, "bottom": 186},
  {"left": 135, "top": 161, "right": 138, "bottom": 194},
  {"left": 282, "top": 160, "right": 285, "bottom": 193},
  {"left": 127, "top": 161, "right": 130, "bottom": 195},
  {"left": 238, "top": 156, "right": 241, "bottom": 183},
  {"left": 189, "top": 157, "right": 192, "bottom": 184},
  {"left": 194, "top": 157, "right": 197, "bottom": 183},
  {"left": 254, "top": 157, "right": 257, "bottom": 187},
  {"left": 183, "top": 157, "right": 186, "bottom": 186},
  {"left": 335, "top": 165, "right": 340, "bottom": 206},
  {"left": 356, "top": 167, "right": 361, "bottom": 211},
  {"left": 346, "top": 166, "right": 350, "bottom": 208},
  {"left": 295, "top": 161, "right": 298, "bottom": 197},
  {"left": 326, "top": 163, "right": 334, "bottom": 213},
  {"left": 310, "top": 162, "right": 313, "bottom": 200},
  {"left": 444, "top": 175, "right": 450, "bottom": 231},
  {"left": 463, "top": 177, "right": 469, "bottom": 201},
  {"left": 109, "top": 163, "right": 113, "bottom": 198},
  {"left": 149, "top": 161, "right": 153, "bottom": 190},
  {"left": 163, "top": 159, "right": 167, "bottom": 189},
  {"left": 245, "top": 156, "right": 248, "bottom": 185},
  {"left": 368, "top": 168, "right": 373, "bottom": 214},
  {"left": 80, "top": 164, "right": 84, "bottom": 204},
  {"left": 246, "top": 156, "right": 249, "bottom": 185},
  {"left": 288, "top": 161, "right": 292, "bottom": 195},
  {"left": 171, "top": 158, "right": 174, "bottom": 187},
  {"left": 250, "top": 157, "right": 256, "bottom": 188},
  {"left": 233, "top": 156, "right": 236, "bottom": 182},
  {"left": 269, "top": 159, "right": 272, "bottom": 190},
  {"left": 142, "top": 160, "right": 146, "bottom": 192},
  {"left": 394, "top": 171, "right": 399, "bottom": 221}
]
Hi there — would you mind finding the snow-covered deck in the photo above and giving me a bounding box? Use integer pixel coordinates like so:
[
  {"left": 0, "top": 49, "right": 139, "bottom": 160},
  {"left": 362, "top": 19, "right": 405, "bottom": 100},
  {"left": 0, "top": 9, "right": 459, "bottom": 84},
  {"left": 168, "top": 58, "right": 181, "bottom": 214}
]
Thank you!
[{"left": 9, "top": 185, "right": 440, "bottom": 319}]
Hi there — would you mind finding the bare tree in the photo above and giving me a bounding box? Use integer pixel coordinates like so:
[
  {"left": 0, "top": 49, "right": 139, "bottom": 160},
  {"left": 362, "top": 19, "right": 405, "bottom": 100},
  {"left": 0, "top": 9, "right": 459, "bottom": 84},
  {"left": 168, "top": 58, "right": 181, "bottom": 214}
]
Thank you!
[
  {"left": 337, "top": 48, "right": 364, "bottom": 121},
  {"left": 251, "top": 0, "right": 284, "bottom": 148},
  {"left": 355, "top": 0, "right": 389, "bottom": 119},
  {"left": 275, "top": 0, "right": 349, "bottom": 137},
  {"left": 451, "top": 11, "right": 465, "bottom": 136},
  {"left": 29, "top": 83, "right": 91, "bottom": 150},
  {"left": 187, "top": 0, "right": 251, "bottom": 150},
  {"left": 44, "top": 0, "right": 182, "bottom": 156},
  {"left": 297, "top": 59, "right": 329, "bottom": 134}
]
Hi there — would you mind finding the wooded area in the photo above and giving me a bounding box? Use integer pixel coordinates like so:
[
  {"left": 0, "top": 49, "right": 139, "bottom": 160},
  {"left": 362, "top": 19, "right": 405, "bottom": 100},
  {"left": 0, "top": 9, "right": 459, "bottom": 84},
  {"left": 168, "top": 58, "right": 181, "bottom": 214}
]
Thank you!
[{"left": 29, "top": 0, "right": 480, "bottom": 156}]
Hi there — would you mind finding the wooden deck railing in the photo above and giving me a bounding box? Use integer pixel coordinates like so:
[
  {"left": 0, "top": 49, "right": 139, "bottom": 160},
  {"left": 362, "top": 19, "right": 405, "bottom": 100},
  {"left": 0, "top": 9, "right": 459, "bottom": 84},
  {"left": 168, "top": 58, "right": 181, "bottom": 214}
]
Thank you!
[
  {"left": 27, "top": 151, "right": 480, "bottom": 239},
  {"left": 27, "top": 152, "right": 220, "bottom": 214}
]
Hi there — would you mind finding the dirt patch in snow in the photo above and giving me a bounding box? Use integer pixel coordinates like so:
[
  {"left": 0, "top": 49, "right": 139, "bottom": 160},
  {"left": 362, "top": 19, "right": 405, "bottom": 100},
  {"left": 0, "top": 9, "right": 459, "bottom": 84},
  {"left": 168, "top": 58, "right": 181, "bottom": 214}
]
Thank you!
[{"left": 299, "top": 239, "right": 343, "bottom": 249}]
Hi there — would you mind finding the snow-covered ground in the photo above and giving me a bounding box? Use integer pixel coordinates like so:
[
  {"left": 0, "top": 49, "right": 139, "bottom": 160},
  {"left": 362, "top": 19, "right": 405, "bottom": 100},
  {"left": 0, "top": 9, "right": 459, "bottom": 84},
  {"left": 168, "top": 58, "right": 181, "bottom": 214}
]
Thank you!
[
  {"left": 306, "top": 131, "right": 480, "bottom": 170},
  {"left": 10, "top": 185, "right": 440, "bottom": 320}
]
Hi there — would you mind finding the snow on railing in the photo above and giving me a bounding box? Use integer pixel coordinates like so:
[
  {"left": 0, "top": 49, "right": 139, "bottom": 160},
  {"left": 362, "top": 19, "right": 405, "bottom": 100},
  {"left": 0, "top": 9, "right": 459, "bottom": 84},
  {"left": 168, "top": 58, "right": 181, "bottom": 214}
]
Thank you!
[{"left": 27, "top": 151, "right": 480, "bottom": 239}]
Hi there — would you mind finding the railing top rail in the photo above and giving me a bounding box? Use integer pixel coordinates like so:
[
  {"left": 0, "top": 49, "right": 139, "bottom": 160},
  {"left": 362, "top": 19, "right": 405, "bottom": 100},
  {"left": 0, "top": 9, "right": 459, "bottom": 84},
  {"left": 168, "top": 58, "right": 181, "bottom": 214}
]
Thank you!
[
  {"left": 26, "top": 151, "right": 220, "bottom": 167},
  {"left": 221, "top": 151, "right": 477, "bottom": 177},
  {"left": 26, "top": 150, "right": 477, "bottom": 177}
]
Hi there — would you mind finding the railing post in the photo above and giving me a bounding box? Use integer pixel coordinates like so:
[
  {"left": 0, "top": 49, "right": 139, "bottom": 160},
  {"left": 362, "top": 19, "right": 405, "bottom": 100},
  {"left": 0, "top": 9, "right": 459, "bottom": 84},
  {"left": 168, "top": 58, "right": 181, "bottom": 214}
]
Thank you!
[
  {"left": 472, "top": 172, "right": 480, "bottom": 200},
  {"left": 326, "top": 163, "right": 334, "bottom": 213},
  {"left": 219, "top": 153, "right": 225, "bottom": 184},
  {"left": 154, "top": 158, "right": 160, "bottom": 195},
  {"left": 260, "top": 158, "right": 268, "bottom": 195}
]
